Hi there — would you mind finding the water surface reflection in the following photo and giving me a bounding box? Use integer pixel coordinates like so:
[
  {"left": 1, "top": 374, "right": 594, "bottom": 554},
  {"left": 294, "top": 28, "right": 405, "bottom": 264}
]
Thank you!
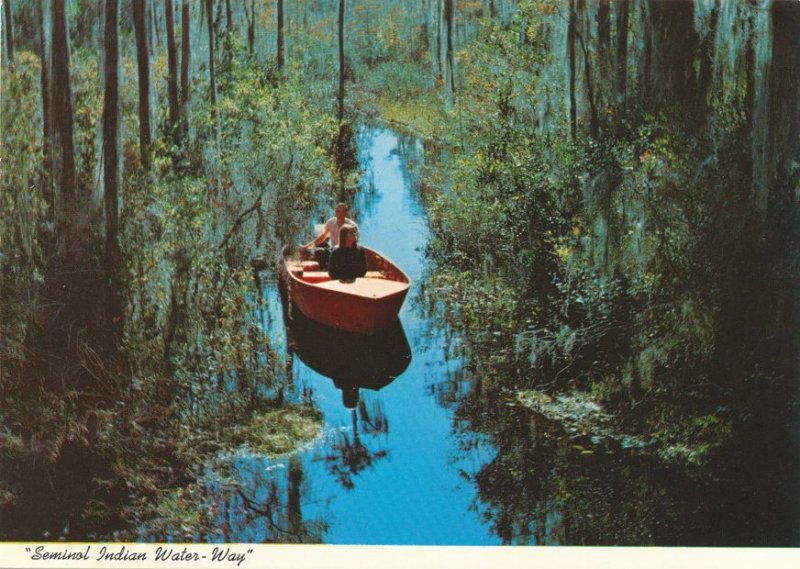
[
  {"left": 202, "top": 126, "right": 798, "bottom": 546},
  {"left": 209, "top": 127, "right": 499, "bottom": 545},
  {"left": 283, "top": 294, "right": 412, "bottom": 409}
]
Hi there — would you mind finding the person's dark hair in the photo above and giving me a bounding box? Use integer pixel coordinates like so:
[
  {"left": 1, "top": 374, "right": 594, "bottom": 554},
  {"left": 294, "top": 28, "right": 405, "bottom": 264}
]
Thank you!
[{"left": 339, "top": 224, "right": 357, "bottom": 246}]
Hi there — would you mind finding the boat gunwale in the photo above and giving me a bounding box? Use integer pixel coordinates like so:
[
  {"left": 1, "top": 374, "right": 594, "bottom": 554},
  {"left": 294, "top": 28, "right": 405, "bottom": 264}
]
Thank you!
[
  {"left": 278, "top": 245, "right": 411, "bottom": 334},
  {"left": 281, "top": 246, "right": 411, "bottom": 296}
]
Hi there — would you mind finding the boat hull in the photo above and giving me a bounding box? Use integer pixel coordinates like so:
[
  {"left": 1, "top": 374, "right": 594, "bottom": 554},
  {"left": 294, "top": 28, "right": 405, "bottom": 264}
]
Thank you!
[
  {"left": 285, "top": 308, "right": 412, "bottom": 391},
  {"left": 279, "top": 247, "right": 410, "bottom": 335}
]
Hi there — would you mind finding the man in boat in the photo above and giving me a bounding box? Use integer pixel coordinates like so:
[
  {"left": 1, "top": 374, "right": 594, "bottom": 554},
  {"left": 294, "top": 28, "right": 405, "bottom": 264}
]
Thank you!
[
  {"left": 299, "top": 202, "right": 358, "bottom": 268},
  {"left": 328, "top": 224, "right": 367, "bottom": 282}
]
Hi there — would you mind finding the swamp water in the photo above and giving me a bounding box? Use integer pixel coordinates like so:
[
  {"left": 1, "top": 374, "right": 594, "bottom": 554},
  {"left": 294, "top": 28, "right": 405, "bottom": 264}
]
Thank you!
[
  {"left": 191, "top": 127, "right": 799, "bottom": 545},
  {"left": 5, "top": 128, "right": 795, "bottom": 545},
  {"left": 203, "top": 128, "right": 499, "bottom": 544}
]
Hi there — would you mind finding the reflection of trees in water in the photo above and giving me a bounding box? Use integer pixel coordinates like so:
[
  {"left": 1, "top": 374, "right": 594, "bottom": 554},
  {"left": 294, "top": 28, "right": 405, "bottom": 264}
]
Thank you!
[
  {"left": 449, "top": 383, "right": 724, "bottom": 545},
  {"left": 353, "top": 127, "right": 380, "bottom": 223},
  {"left": 414, "top": 264, "right": 724, "bottom": 544},
  {"left": 353, "top": 126, "right": 431, "bottom": 223},
  {"left": 321, "top": 400, "right": 390, "bottom": 491},
  {"left": 0, "top": 436, "right": 127, "bottom": 541},
  {"left": 394, "top": 133, "right": 428, "bottom": 204},
  {"left": 414, "top": 277, "right": 717, "bottom": 545},
  {"left": 209, "top": 456, "right": 325, "bottom": 543},
  {"left": 412, "top": 277, "right": 462, "bottom": 362},
  {"left": 428, "top": 366, "right": 472, "bottom": 409},
  {"left": 356, "top": 399, "right": 389, "bottom": 436},
  {"left": 416, "top": 211, "right": 798, "bottom": 545}
]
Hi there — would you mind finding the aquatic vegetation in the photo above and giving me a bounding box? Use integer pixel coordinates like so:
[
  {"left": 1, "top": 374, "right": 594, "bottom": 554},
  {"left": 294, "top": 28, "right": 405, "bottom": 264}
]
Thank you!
[
  {"left": 0, "top": 5, "right": 338, "bottom": 540},
  {"left": 1, "top": 0, "right": 797, "bottom": 547},
  {"left": 222, "top": 406, "right": 323, "bottom": 457}
]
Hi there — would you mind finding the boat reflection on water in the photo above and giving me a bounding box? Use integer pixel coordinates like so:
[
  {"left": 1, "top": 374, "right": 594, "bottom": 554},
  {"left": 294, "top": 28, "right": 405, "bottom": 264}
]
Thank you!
[{"left": 281, "top": 292, "right": 412, "bottom": 409}]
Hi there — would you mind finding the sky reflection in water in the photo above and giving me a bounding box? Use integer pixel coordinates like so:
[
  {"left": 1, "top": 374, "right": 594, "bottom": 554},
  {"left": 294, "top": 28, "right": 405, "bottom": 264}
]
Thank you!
[{"left": 211, "top": 128, "right": 500, "bottom": 545}]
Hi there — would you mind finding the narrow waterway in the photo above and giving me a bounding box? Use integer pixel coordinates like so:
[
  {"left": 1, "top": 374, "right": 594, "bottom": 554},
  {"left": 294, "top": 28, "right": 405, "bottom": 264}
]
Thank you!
[
  {"left": 214, "top": 127, "right": 500, "bottom": 544},
  {"left": 200, "top": 126, "right": 799, "bottom": 546}
]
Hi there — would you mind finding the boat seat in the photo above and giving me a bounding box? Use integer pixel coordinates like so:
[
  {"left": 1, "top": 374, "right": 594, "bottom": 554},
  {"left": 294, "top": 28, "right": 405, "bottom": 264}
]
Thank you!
[
  {"left": 315, "top": 277, "right": 409, "bottom": 299},
  {"left": 301, "top": 271, "right": 332, "bottom": 283},
  {"left": 364, "top": 271, "right": 385, "bottom": 279},
  {"left": 300, "top": 261, "right": 321, "bottom": 271}
]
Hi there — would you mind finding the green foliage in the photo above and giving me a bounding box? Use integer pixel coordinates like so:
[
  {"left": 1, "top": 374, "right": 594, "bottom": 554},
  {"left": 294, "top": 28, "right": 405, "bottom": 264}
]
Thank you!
[
  {"left": 0, "top": 53, "right": 48, "bottom": 403},
  {"left": 222, "top": 406, "right": 322, "bottom": 457},
  {"left": 1, "top": 5, "right": 342, "bottom": 535},
  {"left": 131, "top": 405, "right": 322, "bottom": 542},
  {"left": 413, "top": 0, "right": 798, "bottom": 470},
  {"left": 141, "top": 483, "right": 214, "bottom": 542}
]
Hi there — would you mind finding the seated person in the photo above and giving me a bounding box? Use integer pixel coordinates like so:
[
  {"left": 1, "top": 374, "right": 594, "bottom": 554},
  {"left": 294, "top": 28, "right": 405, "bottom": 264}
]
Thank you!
[
  {"left": 328, "top": 224, "right": 367, "bottom": 281},
  {"left": 299, "top": 202, "right": 358, "bottom": 269}
]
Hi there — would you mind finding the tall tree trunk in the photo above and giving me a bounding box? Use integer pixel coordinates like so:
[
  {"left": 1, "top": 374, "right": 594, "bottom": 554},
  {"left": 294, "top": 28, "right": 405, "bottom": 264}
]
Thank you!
[
  {"left": 36, "top": 0, "right": 52, "bottom": 216},
  {"left": 336, "top": 0, "right": 346, "bottom": 196},
  {"left": 152, "top": 0, "right": 161, "bottom": 50},
  {"left": 337, "top": 0, "right": 345, "bottom": 126},
  {"left": 598, "top": 0, "right": 610, "bottom": 54},
  {"left": 4, "top": 0, "right": 13, "bottom": 66},
  {"left": 766, "top": 0, "right": 800, "bottom": 199},
  {"left": 615, "top": 0, "right": 628, "bottom": 103},
  {"left": 147, "top": 0, "right": 155, "bottom": 53},
  {"left": 214, "top": 0, "right": 223, "bottom": 35},
  {"left": 50, "top": 0, "right": 77, "bottom": 248},
  {"left": 243, "top": 0, "right": 255, "bottom": 56},
  {"left": 567, "top": 0, "right": 577, "bottom": 141},
  {"left": 435, "top": 0, "right": 442, "bottom": 84},
  {"left": 206, "top": 0, "right": 216, "bottom": 137},
  {"left": 489, "top": 0, "right": 496, "bottom": 20},
  {"left": 286, "top": 456, "right": 302, "bottom": 538},
  {"left": 277, "top": 0, "right": 284, "bottom": 69},
  {"left": 444, "top": 0, "right": 455, "bottom": 97},
  {"left": 644, "top": 1, "right": 702, "bottom": 111},
  {"left": 180, "top": 0, "right": 190, "bottom": 138},
  {"left": 419, "top": 0, "right": 428, "bottom": 56},
  {"left": 218, "top": 0, "right": 232, "bottom": 71},
  {"left": 165, "top": 0, "right": 179, "bottom": 132},
  {"left": 133, "top": 0, "right": 151, "bottom": 169},
  {"left": 577, "top": 0, "right": 598, "bottom": 138},
  {"left": 639, "top": 0, "right": 652, "bottom": 99},
  {"left": 595, "top": 0, "right": 611, "bottom": 120},
  {"left": 103, "top": 0, "right": 122, "bottom": 328}
]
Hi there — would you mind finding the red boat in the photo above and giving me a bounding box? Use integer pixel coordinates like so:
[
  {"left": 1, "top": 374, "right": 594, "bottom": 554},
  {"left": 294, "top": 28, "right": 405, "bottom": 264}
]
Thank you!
[{"left": 278, "top": 246, "right": 410, "bottom": 335}]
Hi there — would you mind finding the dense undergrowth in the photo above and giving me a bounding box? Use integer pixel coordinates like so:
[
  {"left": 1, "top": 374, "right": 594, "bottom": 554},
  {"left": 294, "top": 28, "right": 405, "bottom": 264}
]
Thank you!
[
  {"left": 1, "top": 0, "right": 798, "bottom": 545},
  {"left": 343, "top": 0, "right": 798, "bottom": 543},
  {"left": 354, "top": 0, "right": 799, "bottom": 471},
  {"left": 1, "top": 19, "right": 340, "bottom": 540}
]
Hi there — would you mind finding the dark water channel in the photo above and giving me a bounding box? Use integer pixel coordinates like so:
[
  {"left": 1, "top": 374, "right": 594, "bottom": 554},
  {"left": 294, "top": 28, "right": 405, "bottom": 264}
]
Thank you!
[
  {"left": 4, "top": 127, "right": 796, "bottom": 545},
  {"left": 210, "top": 128, "right": 499, "bottom": 544},
  {"left": 200, "top": 127, "right": 798, "bottom": 546}
]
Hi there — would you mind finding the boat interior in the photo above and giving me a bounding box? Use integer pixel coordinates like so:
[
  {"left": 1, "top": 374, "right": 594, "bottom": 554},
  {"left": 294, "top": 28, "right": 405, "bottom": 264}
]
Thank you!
[{"left": 287, "top": 260, "right": 386, "bottom": 284}]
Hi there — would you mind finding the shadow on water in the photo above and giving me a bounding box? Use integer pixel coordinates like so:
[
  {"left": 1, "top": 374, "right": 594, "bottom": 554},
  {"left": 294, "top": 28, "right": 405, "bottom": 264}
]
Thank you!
[
  {"left": 203, "top": 454, "right": 326, "bottom": 543},
  {"left": 281, "top": 286, "right": 412, "bottom": 410},
  {"left": 277, "top": 279, "right": 410, "bottom": 490},
  {"left": 0, "top": 440, "right": 126, "bottom": 541},
  {"left": 4, "top": 124, "right": 796, "bottom": 546},
  {"left": 449, "top": 378, "right": 800, "bottom": 546}
]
